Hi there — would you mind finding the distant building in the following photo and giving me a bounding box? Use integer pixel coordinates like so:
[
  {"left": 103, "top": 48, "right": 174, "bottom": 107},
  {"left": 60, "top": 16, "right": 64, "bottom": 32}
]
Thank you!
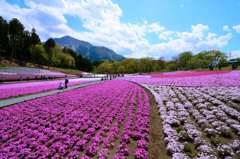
[{"left": 228, "top": 58, "right": 239, "bottom": 70}]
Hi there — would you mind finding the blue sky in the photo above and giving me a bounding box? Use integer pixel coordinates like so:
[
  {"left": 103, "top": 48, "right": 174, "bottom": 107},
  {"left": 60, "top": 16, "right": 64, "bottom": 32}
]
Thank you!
[
  {"left": 114, "top": 0, "right": 240, "bottom": 54},
  {"left": 1, "top": 0, "right": 240, "bottom": 59}
]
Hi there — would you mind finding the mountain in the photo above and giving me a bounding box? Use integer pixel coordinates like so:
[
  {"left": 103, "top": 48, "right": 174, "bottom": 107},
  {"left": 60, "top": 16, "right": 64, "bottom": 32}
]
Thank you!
[{"left": 54, "top": 36, "right": 125, "bottom": 62}]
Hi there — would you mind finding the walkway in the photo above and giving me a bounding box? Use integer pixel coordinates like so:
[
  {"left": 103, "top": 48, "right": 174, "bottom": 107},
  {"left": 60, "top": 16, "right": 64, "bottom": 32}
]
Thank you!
[{"left": 0, "top": 80, "right": 102, "bottom": 108}]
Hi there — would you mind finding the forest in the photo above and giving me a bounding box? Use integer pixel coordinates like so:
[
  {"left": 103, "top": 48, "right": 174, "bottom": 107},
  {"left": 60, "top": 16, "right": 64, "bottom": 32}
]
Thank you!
[{"left": 0, "top": 16, "right": 93, "bottom": 71}]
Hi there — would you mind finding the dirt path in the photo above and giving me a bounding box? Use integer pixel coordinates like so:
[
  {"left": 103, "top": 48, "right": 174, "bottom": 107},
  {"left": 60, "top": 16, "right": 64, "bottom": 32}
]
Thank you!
[{"left": 147, "top": 88, "right": 170, "bottom": 159}]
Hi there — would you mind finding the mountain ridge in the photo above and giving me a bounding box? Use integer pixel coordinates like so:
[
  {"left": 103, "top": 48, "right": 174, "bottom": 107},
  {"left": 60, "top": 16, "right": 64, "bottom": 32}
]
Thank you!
[{"left": 54, "top": 36, "right": 125, "bottom": 62}]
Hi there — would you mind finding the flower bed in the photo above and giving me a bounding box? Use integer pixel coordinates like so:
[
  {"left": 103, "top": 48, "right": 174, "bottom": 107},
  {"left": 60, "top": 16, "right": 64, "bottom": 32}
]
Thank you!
[
  {"left": 0, "top": 67, "right": 68, "bottom": 81},
  {"left": 0, "top": 80, "right": 151, "bottom": 158},
  {"left": 123, "top": 71, "right": 240, "bottom": 87},
  {"left": 146, "top": 85, "right": 240, "bottom": 158},
  {"left": 0, "top": 78, "right": 98, "bottom": 99},
  {"left": 151, "top": 70, "right": 229, "bottom": 78}
]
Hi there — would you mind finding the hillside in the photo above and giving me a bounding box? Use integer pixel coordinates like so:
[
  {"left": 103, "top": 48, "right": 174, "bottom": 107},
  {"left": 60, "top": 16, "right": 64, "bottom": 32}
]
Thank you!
[{"left": 54, "top": 36, "right": 125, "bottom": 62}]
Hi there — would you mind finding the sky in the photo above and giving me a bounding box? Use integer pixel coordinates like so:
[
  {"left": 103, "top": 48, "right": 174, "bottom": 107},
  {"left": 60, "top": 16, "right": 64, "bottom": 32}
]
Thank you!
[{"left": 1, "top": 0, "right": 240, "bottom": 59}]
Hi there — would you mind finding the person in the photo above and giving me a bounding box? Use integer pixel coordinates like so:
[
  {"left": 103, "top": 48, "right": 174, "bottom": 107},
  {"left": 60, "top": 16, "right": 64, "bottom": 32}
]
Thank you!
[
  {"left": 64, "top": 75, "right": 69, "bottom": 88},
  {"left": 58, "top": 82, "right": 64, "bottom": 90}
]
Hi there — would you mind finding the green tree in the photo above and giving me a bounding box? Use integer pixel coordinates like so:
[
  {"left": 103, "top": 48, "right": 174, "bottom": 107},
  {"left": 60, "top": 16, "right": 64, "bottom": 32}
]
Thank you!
[
  {"left": 44, "top": 38, "right": 56, "bottom": 67},
  {"left": 121, "top": 59, "right": 139, "bottom": 73},
  {"left": 52, "top": 46, "right": 75, "bottom": 68},
  {"left": 9, "top": 18, "right": 24, "bottom": 59},
  {"left": 0, "top": 16, "right": 9, "bottom": 58},
  {"left": 63, "top": 47, "right": 93, "bottom": 71},
  {"left": 30, "top": 28, "right": 41, "bottom": 45},
  {"left": 96, "top": 61, "right": 113, "bottom": 73},
  {"left": 30, "top": 44, "right": 48, "bottom": 65},
  {"left": 177, "top": 51, "right": 193, "bottom": 70},
  {"left": 190, "top": 50, "right": 227, "bottom": 69},
  {"left": 20, "top": 30, "right": 32, "bottom": 61},
  {"left": 139, "top": 58, "right": 155, "bottom": 73},
  {"left": 156, "top": 57, "right": 166, "bottom": 71}
]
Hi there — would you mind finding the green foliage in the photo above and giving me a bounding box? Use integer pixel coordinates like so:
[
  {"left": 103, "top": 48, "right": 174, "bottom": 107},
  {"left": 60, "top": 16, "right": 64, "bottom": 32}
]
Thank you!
[
  {"left": 175, "top": 126, "right": 184, "bottom": 133},
  {"left": 139, "top": 58, "right": 156, "bottom": 73},
  {"left": 8, "top": 18, "right": 25, "bottom": 59},
  {"left": 52, "top": 46, "right": 75, "bottom": 68},
  {"left": 177, "top": 51, "right": 193, "bottom": 70},
  {"left": 30, "top": 28, "right": 41, "bottom": 45},
  {"left": 44, "top": 38, "right": 56, "bottom": 67},
  {"left": 44, "top": 38, "right": 55, "bottom": 50},
  {"left": 0, "top": 16, "right": 9, "bottom": 57},
  {"left": 0, "top": 16, "right": 40, "bottom": 61},
  {"left": 63, "top": 47, "right": 92, "bottom": 71},
  {"left": 95, "top": 50, "right": 228, "bottom": 74},
  {"left": 30, "top": 44, "right": 48, "bottom": 65},
  {"left": 183, "top": 143, "right": 197, "bottom": 157},
  {"left": 96, "top": 61, "right": 113, "bottom": 73}
]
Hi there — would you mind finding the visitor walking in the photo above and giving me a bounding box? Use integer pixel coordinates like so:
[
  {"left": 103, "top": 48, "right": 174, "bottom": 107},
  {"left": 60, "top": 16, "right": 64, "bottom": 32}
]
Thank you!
[{"left": 64, "top": 75, "right": 69, "bottom": 88}]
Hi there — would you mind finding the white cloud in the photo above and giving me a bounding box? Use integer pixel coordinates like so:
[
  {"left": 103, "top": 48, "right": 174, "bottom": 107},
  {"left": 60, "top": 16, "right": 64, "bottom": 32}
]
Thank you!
[
  {"left": 0, "top": 0, "right": 233, "bottom": 59},
  {"left": 149, "top": 22, "right": 165, "bottom": 33},
  {"left": 158, "top": 31, "right": 175, "bottom": 41},
  {"left": 233, "top": 25, "right": 240, "bottom": 33},
  {"left": 223, "top": 25, "right": 231, "bottom": 32},
  {"left": 230, "top": 50, "right": 240, "bottom": 59}
]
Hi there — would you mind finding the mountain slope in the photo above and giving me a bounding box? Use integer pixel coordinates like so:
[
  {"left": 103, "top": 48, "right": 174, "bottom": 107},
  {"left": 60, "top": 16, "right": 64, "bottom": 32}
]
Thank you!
[{"left": 54, "top": 36, "right": 125, "bottom": 61}]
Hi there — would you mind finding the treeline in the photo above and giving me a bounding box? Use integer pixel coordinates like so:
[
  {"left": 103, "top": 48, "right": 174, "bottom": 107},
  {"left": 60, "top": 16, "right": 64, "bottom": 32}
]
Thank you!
[
  {"left": 95, "top": 50, "right": 228, "bottom": 74},
  {"left": 0, "top": 16, "right": 93, "bottom": 71}
]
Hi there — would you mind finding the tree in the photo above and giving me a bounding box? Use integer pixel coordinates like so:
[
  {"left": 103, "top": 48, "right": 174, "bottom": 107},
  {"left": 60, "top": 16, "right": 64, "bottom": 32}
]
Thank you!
[
  {"left": 96, "top": 61, "right": 113, "bottom": 73},
  {"left": 9, "top": 18, "right": 24, "bottom": 59},
  {"left": 0, "top": 16, "right": 9, "bottom": 58},
  {"left": 63, "top": 47, "right": 93, "bottom": 71},
  {"left": 30, "top": 28, "right": 40, "bottom": 45},
  {"left": 139, "top": 58, "right": 155, "bottom": 73},
  {"left": 51, "top": 46, "right": 75, "bottom": 68},
  {"left": 44, "top": 38, "right": 56, "bottom": 67},
  {"left": 157, "top": 57, "right": 166, "bottom": 70},
  {"left": 177, "top": 51, "right": 193, "bottom": 70},
  {"left": 190, "top": 50, "right": 227, "bottom": 69},
  {"left": 30, "top": 44, "right": 48, "bottom": 65},
  {"left": 20, "top": 30, "right": 32, "bottom": 61},
  {"left": 121, "top": 59, "right": 139, "bottom": 73}
]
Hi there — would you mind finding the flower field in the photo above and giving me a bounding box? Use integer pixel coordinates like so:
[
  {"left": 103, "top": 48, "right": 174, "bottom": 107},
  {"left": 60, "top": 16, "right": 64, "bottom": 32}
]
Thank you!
[
  {"left": 150, "top": 70, "right": 230, "bottom": 78},
  {"left": 1, "top": 70, "right": 240, "bottom": 158},
  {"left": 123, "top": 71, "right": 240, "bottom": 87},
  {"left": 0, "top": 67, "right": 67, "bottom": 81},
  {"left": 0, "top": 78, "right": 98, "bottom": 99},
  {"left": 0, "top": 80, "right": 151, "bottom": 158},
  {"left": 146, "top": 85, "right": 240, "bottom": 158},
  {"left": 124, "top": 71, "right": 240, "bottom": 159}
]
